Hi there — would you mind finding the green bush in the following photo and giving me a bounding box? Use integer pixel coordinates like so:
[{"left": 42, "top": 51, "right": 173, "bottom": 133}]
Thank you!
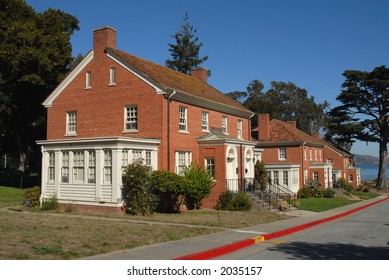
[
  {"left": 322, "top": 188, "right": 335, "bottom": 198},
  {"left": 215, "top": 191, "right": 252, "bottom": 211},
  {"left": 183, "top": 164, "right": 213, "bottom": 210},
  {"left": 23, "top": 186, "right": 41, "bottom": 207},
  {"left": 122, "top": 159, "right": 158, "bottom": 216},
  {"left": 151, "top": 170, "right": 187, "bottom": 213},
  {"left": 41, "top": 195, "right": 59, "bottom": 211},
  {"left": 297, "top": 186, "right": 314, "bottom": 198},
  {"left": 228, "top": 191, "right": 253, "bottom": 211},
  {"left": 214, "top": 190, "right": 234, "bottom": 210},
  {"left": 336, "top": 178, "right": 354, "bottom": 193}
]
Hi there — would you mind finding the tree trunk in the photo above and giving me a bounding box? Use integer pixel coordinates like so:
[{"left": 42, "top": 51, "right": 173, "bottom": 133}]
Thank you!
[{"left": 377, "top": 141, "right": 387, "bottom": 189}]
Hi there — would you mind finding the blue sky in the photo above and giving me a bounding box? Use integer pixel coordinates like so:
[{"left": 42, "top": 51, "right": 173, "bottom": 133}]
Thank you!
[{"left": 26, "top": 0, "right": 389, "bottom": 157}]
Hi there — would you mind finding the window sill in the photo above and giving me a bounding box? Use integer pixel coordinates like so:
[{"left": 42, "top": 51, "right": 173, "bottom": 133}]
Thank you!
[
  {"left": 64, "top": 133, "right": 77, "bottom": 137},
  {"left": 123, "top": 129, "right": 138, "bottom": 134},
  {"left": 85, "top": 86, "right": 91, "bottom": 90},
  {"left": 179, "top": 130, "right": 189, "bottom": 134},
  {"left": 108, "top": 83, "right": 116, "bottom": 87},
  {"left": 202, "top": 129, "right": 209, "bottom": 133}
]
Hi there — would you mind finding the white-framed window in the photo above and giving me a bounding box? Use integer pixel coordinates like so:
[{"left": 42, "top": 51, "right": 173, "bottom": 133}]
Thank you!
[
  {"left": 85, "top": 71, "right": 91, "bottom": 89},
  {"left": 122, "top": 150, "right": 129, "bottom": 168},
  {"left": 48, "top": 152, "right": 55, "bottom": 182},
  {"left": 88, "top": 151, "right": 96, "bottom": 183},
  {"left": 202, "top": 112, "right": 209, "bottom": 131},
  {"left": 293, "top": 170, "right": 298, "bottom": 185},
  {"left": 313, "top": 172, "right": 319, "bottom": 182},
  {"left": 283, "top": 171, "right": 288, "bottom": 186},
  {"left": 124, "top": 106, "right": 138, "bottom": 131},
  {"left": 349, "top": 174, "right": 354, "bottom": 182},
  {"left": 179, "top": 106, "right": 188, "bottom": 132},
  {"left": 222, "top": 116, "right": 228, "bottom": 134},
  {"left": 66, "top": 111, "right": 77, "bottom": 135},
  {"left": 73, "top": 151, "right": 84, "bottom": 183},
  {"left": 237, "top": 120, "right": 242, "bottom": 139},
  {"left": 205, "top": 158, "right": 215, "bottom": 178},
  {"left": 132, "top": 150, "right": 142, "bottom": 163},
  {"left": 103, "top": 150, "right": 112, "bottom": 184},
  {"left": 279, "top": 147, "right": 287, "bottom": 160},
  {"left": 61, "top": 152, "right": 69, "bottom": 183},
  {"left": 310, "top": 148, "right": 313, "bottom": 161},
  {"left": 274, "top": 171, "right": 279, "bottom": 185},
  {"left": 109, "top": 67, "right": 116, "bottom": 85},
  {"left": 145, "top": 151, "right": 152, "bottom": 169},
  {"left": 175, "top": 151, "right": 192, "bottom": 175},
  {"left": 304, "top": 147, "right": 307, "bottom": 160}
]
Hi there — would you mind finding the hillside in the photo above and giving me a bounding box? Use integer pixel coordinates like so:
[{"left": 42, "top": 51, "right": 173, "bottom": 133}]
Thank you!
[{"left": 353, "top": 154, "right": 380, "bottom": 165}]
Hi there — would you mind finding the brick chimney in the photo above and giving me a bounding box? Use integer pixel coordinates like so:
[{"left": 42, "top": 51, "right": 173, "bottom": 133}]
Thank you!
[
  {"left": 191, "top": 68, "right": 208, "bottom": 83},
  {"left": 258, "top": 114, "right": 270, "bottom": 141},
  {"left": 93, "top": 26, "right": 116, "bottom": 52}
]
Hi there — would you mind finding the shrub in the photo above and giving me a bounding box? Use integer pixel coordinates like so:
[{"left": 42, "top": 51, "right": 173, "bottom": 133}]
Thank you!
[
  {"left": 151, "top": 170, "right": 187, "bottom": 213},
  {"left": 297, "top": 186, "right": 314, "bottom": 198},
  {"left": 122, "top": 159, "right": 158, "bottom": 215},
  {"left": 41, "top": 195, "right": 59, "bottom": 211},
  {"left": 254, "top": 160, "right": 268, "bottom": 191},
  {"left": 183, "top": 164, "right": 213, "bottom": 210},
  {"left": 227, "top": 191, "right": 253, "bottom": 211},
  {"left": 23, "top": 186, "right": 41, "bottom": 207},
  {"left": 335, "top": 178, "right": 354, "bottom": 193},
  {"left": 214, "top": 190, "right": 234, "bottom": 210},
  {"left": 322, "top": 188, "right": 335, "bottom": 198}
]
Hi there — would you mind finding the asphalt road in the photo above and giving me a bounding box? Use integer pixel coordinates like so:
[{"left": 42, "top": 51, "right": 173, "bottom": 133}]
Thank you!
[{"left": 216, "top": 200, "right": 389, "bottom": 260}]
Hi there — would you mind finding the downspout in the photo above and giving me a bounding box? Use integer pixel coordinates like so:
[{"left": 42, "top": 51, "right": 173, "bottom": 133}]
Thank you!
[
  {"left": 167, "top": 90, "right": 176, "bottom": 171},
  {"left": 240, "top": 143, "right": 243, "bottom": 191},
  {"left": 248, "top": 113, "right": 254, "bottom": 140},
  {"left": 301, "top": 141, "right": 307, "bottom": 188}
]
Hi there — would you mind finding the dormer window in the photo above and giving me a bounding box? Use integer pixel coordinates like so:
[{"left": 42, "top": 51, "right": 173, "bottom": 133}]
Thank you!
[
  {"left": 109, "top": 67, "right": 116, "bottom": 85},
  {"left": 85, "top": 71, "right": 91, "bottom": 89}
]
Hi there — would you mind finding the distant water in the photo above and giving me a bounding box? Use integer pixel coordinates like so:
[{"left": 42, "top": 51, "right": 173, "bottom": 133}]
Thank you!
[{"left": 356, "top": 164, "right": 383, "bottom": 180}]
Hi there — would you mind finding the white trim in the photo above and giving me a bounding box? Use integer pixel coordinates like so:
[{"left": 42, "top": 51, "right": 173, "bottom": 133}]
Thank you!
[{"left": 43, "top": 51, "right": 94, "bottom": 108}]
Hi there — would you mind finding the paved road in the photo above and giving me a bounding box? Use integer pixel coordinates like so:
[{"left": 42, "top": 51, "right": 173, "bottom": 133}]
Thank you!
[{"left": 216, "top": 200, "right": 389, "bottom": 260}]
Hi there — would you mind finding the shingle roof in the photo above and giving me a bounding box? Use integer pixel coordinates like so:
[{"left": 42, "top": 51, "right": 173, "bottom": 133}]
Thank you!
[
  {"left": 107, "top": 48, "right": 252, "bottom": 114},
  {"left": 258, "top": 119, "right": 325, "bottom": 146}
]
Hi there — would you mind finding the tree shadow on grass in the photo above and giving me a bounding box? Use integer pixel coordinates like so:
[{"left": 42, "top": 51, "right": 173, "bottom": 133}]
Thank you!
[{"left": 267, "top": 242, "right": 389, "bottom": 260}]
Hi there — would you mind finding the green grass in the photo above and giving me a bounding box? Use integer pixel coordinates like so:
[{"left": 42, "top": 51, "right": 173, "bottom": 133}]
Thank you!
[
  {"left": 0, "top": 186, "right": 27, "bottom": 208},
  {"left": 351, "top": 191, "right": 380, "bottom": 200},
  {"left": 296, "top": 197, "right": 360, "bottom": 212}
]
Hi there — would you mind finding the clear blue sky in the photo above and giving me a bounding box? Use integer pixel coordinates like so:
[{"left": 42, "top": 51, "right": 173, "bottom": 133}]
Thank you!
[{"left": 26, "top": 0, "right": 389, "bottom": 157}]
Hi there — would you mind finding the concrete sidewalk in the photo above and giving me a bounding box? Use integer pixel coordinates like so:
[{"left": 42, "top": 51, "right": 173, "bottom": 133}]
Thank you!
[{"left": 83, "top": 195, "right": 389, "bottom": 260}]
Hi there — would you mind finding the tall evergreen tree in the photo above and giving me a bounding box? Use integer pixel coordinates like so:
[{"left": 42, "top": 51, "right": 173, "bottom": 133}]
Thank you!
[
  {"left": 328, "top": 66, "right": 389, "bottom": 189},
  {"left": 166, "top": 12, "right": 208, "bottom": 75},
  {"left": 0, "top": 0, "right": 79, "bottom": 172}
]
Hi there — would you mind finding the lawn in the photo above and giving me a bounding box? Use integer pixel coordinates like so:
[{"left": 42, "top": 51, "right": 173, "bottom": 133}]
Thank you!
[
  {"left": 0, "top": 185, "right": 288, "bottom": 260},
  {"left": 351, "top": 191, "right": 380, "bottom": 200},
  {"left": 296, "top": 197, "right": 360, "bottom": 212},
  {"left": 0, "top": 186, "right": 27, "bottom": 208}
]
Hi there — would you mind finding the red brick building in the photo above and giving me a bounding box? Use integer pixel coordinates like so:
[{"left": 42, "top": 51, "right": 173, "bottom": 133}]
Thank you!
[
  {"left": 253, "top": 114, "right": 360, "bottom": 192},
  {"left": 37, "top": 27, "right": 257, "bottom": 212}
]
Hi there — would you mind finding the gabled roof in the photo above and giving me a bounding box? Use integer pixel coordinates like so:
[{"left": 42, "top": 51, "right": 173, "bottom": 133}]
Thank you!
[
  {"left": 106, "top": 48, "right": 253, "bottom": 117},
  {"left": 198, "top": 127, "right": 256, "bottom": 145},
  {"left": 256, "top": 119, "right": 325, "bottom": 147}
]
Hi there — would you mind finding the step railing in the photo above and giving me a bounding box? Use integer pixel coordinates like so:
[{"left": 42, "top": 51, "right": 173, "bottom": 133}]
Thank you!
[{"left": 226, "top": 178, "right": 296, "bottom": 211}]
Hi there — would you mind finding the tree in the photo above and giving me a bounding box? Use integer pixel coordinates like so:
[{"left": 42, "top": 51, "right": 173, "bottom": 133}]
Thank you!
[
  {"left": 254, "top": 160, "right": 268, "bottom": 191},
  {"left": 0, "top": 0, "right": 79, "bottom": 172},
  {"left": 328, "top": 66, "right": 389, "bottom": 189},
  {"left": 233, "top": 80, "right": 329, "bottom": 134},
  {"left": 122, "top": 159, "right": 158, "bottom": 215},
  {"left": 165, "top": 12, "right": 208, "bottom": 75},
  {"left": 183, "top": 164, "right": 213, "bottom": 210}
]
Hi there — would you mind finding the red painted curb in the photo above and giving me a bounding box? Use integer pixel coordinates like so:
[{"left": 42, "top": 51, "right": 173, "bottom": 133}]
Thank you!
[
  {"left": 173, "top": 238, "right": 255, "bottom": 260},
  {"left": 173, "top": 196, "right": 389, "bottom": 260},
  {"left": 262, "top": 196, "right": 389, "bottom": 240}
]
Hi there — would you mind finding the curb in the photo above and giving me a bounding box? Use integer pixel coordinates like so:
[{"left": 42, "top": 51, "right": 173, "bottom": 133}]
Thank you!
[{"left": 173, "top": 196, "right": 389, "bottom": 260}]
